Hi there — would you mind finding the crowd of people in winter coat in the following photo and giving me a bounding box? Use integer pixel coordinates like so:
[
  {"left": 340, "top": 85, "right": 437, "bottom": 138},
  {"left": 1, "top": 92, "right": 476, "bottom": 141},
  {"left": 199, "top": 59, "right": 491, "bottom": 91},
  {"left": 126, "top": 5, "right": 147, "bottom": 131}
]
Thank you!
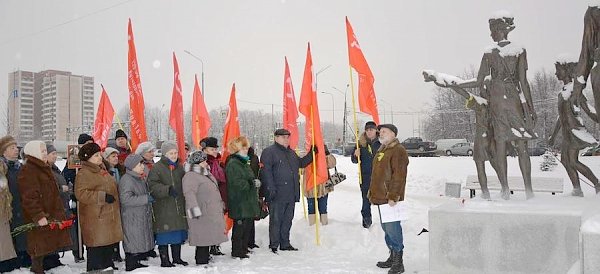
[{"left": 0, "top": 120, "right": 407, "bottom": 274}]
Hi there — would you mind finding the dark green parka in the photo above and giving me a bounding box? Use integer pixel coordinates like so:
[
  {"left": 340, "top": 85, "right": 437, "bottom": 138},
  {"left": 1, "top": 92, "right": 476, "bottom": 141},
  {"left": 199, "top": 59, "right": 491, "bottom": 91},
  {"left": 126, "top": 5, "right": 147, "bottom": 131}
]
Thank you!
[
  {"left": 225, "top": 154, "right": 260, "bottom": 220},
  {"left": 148, "top": 157, "right": 188, "bottom": 233}
]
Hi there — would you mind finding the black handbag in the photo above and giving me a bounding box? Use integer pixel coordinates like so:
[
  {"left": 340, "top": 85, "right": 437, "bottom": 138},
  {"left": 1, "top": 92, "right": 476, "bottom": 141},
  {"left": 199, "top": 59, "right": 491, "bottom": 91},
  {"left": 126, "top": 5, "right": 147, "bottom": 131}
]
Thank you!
[{"left": 324, "top": 167, "right": 346, "bottom": 192}]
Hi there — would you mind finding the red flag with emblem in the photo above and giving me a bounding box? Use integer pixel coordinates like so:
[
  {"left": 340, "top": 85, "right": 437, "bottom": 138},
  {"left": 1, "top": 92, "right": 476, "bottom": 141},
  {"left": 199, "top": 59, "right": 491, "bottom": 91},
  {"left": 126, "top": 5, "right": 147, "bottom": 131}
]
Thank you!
[
  {"left": 298, "top": 43, "right": 328, "bottom": 190},
  {"left": 127, "top": 18, "right": 148, "bottom": 151},
  {"left": 192, "top": 74, "right": 211, "bottom": 149},
  {"left": 283, "top": 57, "right": 299, "bottom": 150},
  {"left": 93, "top": 85, "right": 115, "bottom": 149},
  {"left": 346, "top": 17, "right": 380, "bottom": 124},
  {"left": 169, "top": 52, "right": 186, "bottom": 162}
]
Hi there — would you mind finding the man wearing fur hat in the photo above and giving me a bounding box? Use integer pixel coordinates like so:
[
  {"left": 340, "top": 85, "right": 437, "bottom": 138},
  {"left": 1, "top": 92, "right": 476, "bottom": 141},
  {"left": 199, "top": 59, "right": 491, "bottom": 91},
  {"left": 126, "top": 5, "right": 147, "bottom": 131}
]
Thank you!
[
  {"left": 369, "top": 124, "right": 408, "bottom": 274},
  {"left": 351, "top": 121, "right": 381, "bottom": 229},
  {"left": 112, "top": 129, "right": 132, "bottom": 168}
]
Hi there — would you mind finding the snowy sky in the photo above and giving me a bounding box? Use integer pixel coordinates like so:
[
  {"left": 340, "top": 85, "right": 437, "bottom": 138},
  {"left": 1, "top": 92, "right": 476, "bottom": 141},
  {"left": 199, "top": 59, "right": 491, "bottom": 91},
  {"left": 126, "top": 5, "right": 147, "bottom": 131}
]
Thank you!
[{"left": 0, "top": 0, "right": 596, "bottom": 139}]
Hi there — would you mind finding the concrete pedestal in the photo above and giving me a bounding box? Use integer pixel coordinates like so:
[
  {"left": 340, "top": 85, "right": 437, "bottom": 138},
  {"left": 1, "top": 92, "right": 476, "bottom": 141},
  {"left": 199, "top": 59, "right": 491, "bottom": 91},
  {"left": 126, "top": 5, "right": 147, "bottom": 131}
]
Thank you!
[
  {"left": 429, "top": 198, "right": 598, "bottom": 274},
  {"left": 582, "top": 214, "right": 600, "bottom": 273}
]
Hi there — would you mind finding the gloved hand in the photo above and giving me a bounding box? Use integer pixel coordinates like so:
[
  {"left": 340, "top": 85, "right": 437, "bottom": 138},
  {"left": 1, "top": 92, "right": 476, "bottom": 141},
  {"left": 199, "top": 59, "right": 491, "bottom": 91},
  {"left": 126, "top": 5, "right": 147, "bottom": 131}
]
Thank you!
[
  {"left": 105, "top": 194, "right": 116, "bottom": 204},
  {"left": 253, "top": 179, "right": 262, "bottom": 188},
  {"left": 168, "top": 186, "right": 178, "bottom": 198},
  {"left": 70, "top": 194, "right": 78, "bottom": 203},
  {"left": 148, "top": 195, "right": 155, "bottom": 203}
]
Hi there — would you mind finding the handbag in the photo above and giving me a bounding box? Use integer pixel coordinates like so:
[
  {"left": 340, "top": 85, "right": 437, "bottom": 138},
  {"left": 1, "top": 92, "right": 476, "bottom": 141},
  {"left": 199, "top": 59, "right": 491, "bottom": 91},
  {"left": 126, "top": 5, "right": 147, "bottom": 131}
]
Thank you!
[{"left": 324, "top": 167, "right": 346, "bottom": 192}]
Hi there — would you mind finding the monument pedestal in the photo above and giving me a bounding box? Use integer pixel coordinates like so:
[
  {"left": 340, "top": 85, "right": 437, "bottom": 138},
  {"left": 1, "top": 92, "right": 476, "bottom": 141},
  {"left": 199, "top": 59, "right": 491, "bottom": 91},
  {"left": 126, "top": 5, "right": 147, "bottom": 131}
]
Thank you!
[
  {"left": 429, "top": 198, "right": 599, "bottom": 274},
  {"left": 582, "top": 214, "right": 600, "bottom": 273}
]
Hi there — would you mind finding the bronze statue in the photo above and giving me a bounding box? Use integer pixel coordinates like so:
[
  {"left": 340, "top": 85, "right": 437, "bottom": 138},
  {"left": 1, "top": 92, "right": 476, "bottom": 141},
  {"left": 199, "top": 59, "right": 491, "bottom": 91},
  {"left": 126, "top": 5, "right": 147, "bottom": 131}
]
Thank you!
[
  {"left": 549, "top": 59, "right": 600, "bottom": 196},
  {"left": 424, "top": 12, "right": 537, "bottom": 200},
  {"left": 573, "top": 6, "right": 600, "bottom": 120}
]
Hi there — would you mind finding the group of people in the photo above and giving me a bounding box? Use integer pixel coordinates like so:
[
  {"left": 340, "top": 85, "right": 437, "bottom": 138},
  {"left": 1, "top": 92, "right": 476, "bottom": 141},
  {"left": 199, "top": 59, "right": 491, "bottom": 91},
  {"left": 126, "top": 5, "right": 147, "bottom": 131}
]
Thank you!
[{"left": 0, "top": 120, "right": 409, "bottom": 274}]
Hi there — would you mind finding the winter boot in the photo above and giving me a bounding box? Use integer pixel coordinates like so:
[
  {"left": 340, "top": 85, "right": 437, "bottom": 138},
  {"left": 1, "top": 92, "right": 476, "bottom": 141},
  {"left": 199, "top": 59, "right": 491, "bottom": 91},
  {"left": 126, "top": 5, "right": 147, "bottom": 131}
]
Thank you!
[
  {"left": 125, "top": 253, "right": 148, "bottom": 272},
  {"left": 320, "top": 214, "right": 329, "bottom": 225},
  {"left": 158, "top": 245, "right": 174, "bottom": 267},
  {"left": 112, "top": 243, "right": 123, "bottom": 262},
  {"left": 170, "top": 244, "right": 189, "bottom": 266},
  {"left": 388, "top": 250, "right": 405, "bottom": 274},
  {"left": 376, "top": 249, "right": 393, "bottom": 268},
  {"left": 30, "top": 256, "right": 45, "bottom": 274},
  {"left": 308, "top": 214, "right": 316, "bottom": 226},
  {"left": 42, "top": 253, "right": 64, "bottom": 270},
  {"left": 209, "top": 245, "right": 225, "bottom": 256}
]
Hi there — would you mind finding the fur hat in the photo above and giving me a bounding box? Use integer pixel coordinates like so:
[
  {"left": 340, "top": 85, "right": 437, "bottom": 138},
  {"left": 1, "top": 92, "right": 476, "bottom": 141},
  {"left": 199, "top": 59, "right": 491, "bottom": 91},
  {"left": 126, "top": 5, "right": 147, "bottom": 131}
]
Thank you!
[
  {"left": 0, "top": 136, "right": 17, "bottom": 155},
  {"left": 274, "top": 128, "right": 291, "bottom": 136},
  {"left": 78, "top": 133, "right": 94, "bottom": 145},
  {"left": 115, "top": 129, "right": 128, "bottom": 140},
  {"left": 79, "top": 143, "right": 101, "bottom": 162},
  {"left": 365, "top": 121, "right": 377, "bottom": 130},
  {"left": 187, "top": 151, "right": 208, "bottom": 165},
  {"left": 103, "top": 147, "right": 119, "bottom": 160},
  {"left": 199, "top": 137, "right": 219, "bottom": 148},
  {"left": 135, "top": 141, "right": 155, "bottom": 155},
  {"left": 124, "top": 153, "right": 144, "bottom": 171},
  {"left": 161, "top": 141, "right": 178, "bottom": 155},
  {"left": 23, "top": 140, "right": 45, "bottom": 161}
]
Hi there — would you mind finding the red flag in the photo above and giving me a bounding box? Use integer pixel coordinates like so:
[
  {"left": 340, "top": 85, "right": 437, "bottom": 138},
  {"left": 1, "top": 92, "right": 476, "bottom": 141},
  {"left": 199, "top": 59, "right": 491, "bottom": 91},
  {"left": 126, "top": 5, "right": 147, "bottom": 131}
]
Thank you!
[
  {"left": 192, "top": 74, "right": 211, "bottom": 149},
  {"left": 298, "top": 43, "right": 328, "bottom": 191},
  {"left": 283, "top": 57, "right": 299, "bottom": 150},
  {"left": 127, "top": 18, "right": 148, "bottom": 151},
  {"left": 346, "top": 17, "right": 380, "bottom": 124},
  {"left": 93, "top": 85, "right": 115, "bottom": 149},
  {"left": 221, "top": 84, "right": 240, "bottom": 163},
  {"left": 169, "top": 52, "right": 186, "bottom": 162}
]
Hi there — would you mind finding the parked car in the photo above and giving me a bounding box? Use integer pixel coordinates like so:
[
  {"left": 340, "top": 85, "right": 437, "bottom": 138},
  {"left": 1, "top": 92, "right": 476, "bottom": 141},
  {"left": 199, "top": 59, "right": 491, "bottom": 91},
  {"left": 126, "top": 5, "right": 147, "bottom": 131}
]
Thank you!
[
  {"left": 582, "top": 145, "right": 600, "bottom": 156},
  {"left": 329, "top": 148, "right": 343, "bottom": 155},
  {"left": 445, "top": 142, "right": 473, "bottom": 156},
  {"left": 401, "top": 137, "right": 437, "bottom": 152},
  {"left": 343, "top": 142, "right": 357, "bottom": 157},
  {"left": 528, "top": 141, "right": 548, "bottom": 156}
]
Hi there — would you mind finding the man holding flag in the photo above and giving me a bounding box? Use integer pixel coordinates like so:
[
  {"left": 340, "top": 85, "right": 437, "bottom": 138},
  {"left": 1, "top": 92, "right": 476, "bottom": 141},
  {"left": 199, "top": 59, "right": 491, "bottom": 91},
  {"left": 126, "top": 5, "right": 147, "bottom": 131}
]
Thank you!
[{"left": 260, "top": 129, "right": 314, "bottom": 253}]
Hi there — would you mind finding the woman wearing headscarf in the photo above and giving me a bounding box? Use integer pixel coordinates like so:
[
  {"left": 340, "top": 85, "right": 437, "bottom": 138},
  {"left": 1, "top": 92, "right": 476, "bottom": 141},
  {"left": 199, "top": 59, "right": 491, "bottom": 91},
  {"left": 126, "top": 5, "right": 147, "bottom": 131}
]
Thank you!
[
  {"left": 17, "top": 140, "right": 72, "bottom": 274},
  {"left": 119, "top": 154, "right": 154, "bottom": 271},
  {"left": 225, "top": 136, "right": 260, "bottom": 259},
  {"left": 148, "top": 141, "right": 188, "bottom": 267},
  {"left": 183, "top": 150, "right": 228, "bottom": 265},
  {"left": 75, "top": 143, "right": 123, "bottom": 272}
]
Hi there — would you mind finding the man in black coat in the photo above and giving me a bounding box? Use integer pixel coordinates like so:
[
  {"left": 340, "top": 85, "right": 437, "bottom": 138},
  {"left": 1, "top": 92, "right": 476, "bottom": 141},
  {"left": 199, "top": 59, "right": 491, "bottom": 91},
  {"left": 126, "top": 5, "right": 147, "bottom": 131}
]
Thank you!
[
  {"left": 260, "top": 129, "right": 313, "bottom": 253},
  {"left": 351, "top": 121, "right": 381, "bottom": 228}
]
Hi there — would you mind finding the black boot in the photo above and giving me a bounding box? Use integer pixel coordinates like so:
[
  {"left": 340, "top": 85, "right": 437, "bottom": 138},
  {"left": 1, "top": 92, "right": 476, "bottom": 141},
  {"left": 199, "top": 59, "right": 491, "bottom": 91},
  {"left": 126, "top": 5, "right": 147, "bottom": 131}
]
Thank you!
[
  {"left": 388, "top": 250, "right": 404, "bottom": 274},
  {"left": 112, "top": 243, "right": 123, "bottom": 262},
  {"left": 376, "top": 250, "right": 393, "bottom": 268},
  {"left": 195, "top": 246, "right": 210, "bottom": 265},
  {"left": 209, "top": 245, "right": 225, "bottom": 256},
  {"left": 171, "top": 244, "right": 189, "bottom": 266},
  {"left": 125, "top": 253, "right": 148, "bottom": 272},
  {"left": 30, "top": 256, "right": 44, "bottom": 274},
  {"left": 158, "top": 245, "right": 174, "bottom": 267},
  {"left": 42, "top": 253, "right": 64, "bottom": 270}
]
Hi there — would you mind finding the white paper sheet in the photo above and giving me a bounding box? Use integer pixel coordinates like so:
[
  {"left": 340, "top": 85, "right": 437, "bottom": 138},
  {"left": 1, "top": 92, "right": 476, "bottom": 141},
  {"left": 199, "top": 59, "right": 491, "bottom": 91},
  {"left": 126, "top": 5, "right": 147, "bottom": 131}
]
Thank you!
[{"left": 378, "top": 202, "right": 408, "bottom": 223}]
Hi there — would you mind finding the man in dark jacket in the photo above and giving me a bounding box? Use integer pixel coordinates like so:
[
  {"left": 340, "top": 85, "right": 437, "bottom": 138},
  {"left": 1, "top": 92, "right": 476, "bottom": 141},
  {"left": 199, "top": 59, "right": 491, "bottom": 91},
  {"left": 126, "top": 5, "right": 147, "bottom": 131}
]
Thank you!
[
  {"left": 260, "top": 129, "right": 313, "bottom": 253},
  {"left": 351, "top": 121, "right": 381, "bottom": 228}
]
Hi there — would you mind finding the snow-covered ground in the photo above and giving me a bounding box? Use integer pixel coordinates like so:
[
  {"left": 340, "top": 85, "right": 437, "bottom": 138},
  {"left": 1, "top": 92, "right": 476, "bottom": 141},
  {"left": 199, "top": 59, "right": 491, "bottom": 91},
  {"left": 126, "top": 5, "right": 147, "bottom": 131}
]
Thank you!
[{"left": 8, "top": 154, "right": 600, "bottom": 273}]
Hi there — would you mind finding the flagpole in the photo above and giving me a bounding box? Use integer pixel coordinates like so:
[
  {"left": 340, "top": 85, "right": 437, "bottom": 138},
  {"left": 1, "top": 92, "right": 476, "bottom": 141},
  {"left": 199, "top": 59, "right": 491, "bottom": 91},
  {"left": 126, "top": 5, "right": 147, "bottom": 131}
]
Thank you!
[
  {"left": 309, "top": 104, "right": 320, "bottom": 246},
  {"left": 113, "top": 112, "right": 132, "bottom": 151},
  {"left": 299, "top": 153, "right": 307, "bottom": 220},
  {"left": 348, "top": 66, "right": 363, "bottom": 185}
]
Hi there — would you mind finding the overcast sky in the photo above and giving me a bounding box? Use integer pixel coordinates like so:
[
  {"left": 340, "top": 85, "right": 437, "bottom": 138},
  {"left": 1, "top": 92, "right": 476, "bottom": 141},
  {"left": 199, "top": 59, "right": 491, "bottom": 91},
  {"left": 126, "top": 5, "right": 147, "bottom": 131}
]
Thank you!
[{"left": 0, "top": 0, "right": 597, "bottom": 139}]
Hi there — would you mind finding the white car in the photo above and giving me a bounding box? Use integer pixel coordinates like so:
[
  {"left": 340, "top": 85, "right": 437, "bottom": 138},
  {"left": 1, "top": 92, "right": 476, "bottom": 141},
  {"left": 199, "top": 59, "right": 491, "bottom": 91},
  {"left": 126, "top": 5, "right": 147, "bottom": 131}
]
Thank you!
[{"left": 445, "top": 142, "right": 473, "bottom": 156}]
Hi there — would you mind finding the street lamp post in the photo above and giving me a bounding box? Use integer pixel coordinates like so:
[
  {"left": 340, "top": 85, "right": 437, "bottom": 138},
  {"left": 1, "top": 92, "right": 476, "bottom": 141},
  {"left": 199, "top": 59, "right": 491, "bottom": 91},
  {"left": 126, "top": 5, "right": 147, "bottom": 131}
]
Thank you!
[
  {"left": 321, "top": 91, "right": 335, "bottom": 147},
  {"left": 184, "top": 50, "right": 205, "bottom": 97},
  {"left": 332, "top": 84, "right": 349, "bottom": 149},
  {"left": 315, "top": 65, "right": 332, "bottom": 92}
]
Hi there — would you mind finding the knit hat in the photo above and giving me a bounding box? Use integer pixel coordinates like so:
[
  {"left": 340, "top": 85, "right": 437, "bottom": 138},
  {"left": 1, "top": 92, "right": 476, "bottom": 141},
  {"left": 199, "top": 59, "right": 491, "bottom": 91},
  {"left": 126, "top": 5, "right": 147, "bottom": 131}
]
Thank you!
[
  {"left": 274, "top": 128, "right": 291, "bottom": 136},
  {"left": 124, "top": 153, "right": 144, "bottom": 171},
  {"left": 115, "top": 129, "right": 128, "bottom": 140},
  {"left": 187, "top": 151, "right": 208, "bottom": 165},
  {"left": 135, "top": 141, "right": 155, "bottom": 155},
  {"left": 199, "top": 137, "right": 219, "bottom": 148},
  {"left": 0, "top": 136, "right": 17, "bottom": 155},
  {"left": 377, "top": 124, "right": 398, "bottom": 136},
  {"left": 103, "top": 147, "right": 119, "bottom": 160},
  {"left": 46, "top": 143, "right": 56, "bottom": 154},
  {"left": 78, "top": 133, "right": 94, "bottom": 145},
  {"left": 365, "top": 121, "right": 377, "bottom": 130},
  {"left": 79, "top": 143, "right": 101, "bottom": 162},
  {"left": 161, "top": 141, "right": 178, "bottom": 154},
  {"left": 23, "top": 140, "right": 45, "bottom": 161}
]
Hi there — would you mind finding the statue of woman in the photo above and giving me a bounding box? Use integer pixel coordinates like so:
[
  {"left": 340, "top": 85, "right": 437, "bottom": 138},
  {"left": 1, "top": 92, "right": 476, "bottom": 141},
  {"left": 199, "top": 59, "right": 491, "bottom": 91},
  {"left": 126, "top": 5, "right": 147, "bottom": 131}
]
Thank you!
[
  {"left": 549, "top": 59, "right": 600, "bottom": 196},
  {"left": 573, "top": 6, "right": 600, "bottom": 121},
  {"left": 430, "top": 12, "right": 537, "bottom": 200}
]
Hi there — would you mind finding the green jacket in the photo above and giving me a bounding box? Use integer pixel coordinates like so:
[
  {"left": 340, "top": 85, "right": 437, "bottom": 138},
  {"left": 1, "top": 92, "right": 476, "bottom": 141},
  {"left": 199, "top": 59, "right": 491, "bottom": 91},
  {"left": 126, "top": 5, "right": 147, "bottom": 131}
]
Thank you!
[
  {"left": 148, "top": 157, "right": 188, "bottom": 233},
  {"left": 225, "top": 154, "right": 260, "bottom": 220}
]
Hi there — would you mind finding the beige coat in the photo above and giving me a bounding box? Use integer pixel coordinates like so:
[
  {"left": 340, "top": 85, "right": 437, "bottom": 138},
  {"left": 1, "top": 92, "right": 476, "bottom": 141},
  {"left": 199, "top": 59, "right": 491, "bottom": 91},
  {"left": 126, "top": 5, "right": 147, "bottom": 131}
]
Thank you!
[
  {"left": 0, "top": 180, "right": 16, "bottom": 261},
  {"left": 75, "top": 161, "right": 123, "bottom": 247}
]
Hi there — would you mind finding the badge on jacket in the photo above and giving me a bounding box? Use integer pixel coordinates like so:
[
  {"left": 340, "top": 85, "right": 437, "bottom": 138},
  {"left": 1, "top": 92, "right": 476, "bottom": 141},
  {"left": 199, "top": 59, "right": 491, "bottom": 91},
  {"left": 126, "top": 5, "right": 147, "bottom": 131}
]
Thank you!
[{"left": 377, "top": 152, "right": 385, "bottom": 161}]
